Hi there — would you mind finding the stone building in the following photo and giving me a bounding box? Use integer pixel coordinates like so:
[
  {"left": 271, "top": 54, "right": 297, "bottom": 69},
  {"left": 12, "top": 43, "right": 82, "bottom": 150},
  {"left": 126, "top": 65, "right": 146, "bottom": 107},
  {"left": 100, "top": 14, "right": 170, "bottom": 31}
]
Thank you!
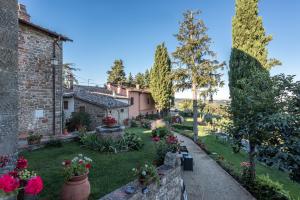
[
  {"left": 17, "top": 4, "right": 72, "bottom": 137},
  {"left": 63, "top": 85, "right": 129, "bottom": 130},
  {"left": 0, "top": 0, "right": 19, "bottom": 170}
]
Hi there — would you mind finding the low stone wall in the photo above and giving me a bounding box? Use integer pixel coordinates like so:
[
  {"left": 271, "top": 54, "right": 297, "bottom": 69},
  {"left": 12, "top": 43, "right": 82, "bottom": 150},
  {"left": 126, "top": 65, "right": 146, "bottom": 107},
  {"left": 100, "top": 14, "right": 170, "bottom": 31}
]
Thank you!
[{"left": 99, "top": 164, "right": 183, "bottom": 200}]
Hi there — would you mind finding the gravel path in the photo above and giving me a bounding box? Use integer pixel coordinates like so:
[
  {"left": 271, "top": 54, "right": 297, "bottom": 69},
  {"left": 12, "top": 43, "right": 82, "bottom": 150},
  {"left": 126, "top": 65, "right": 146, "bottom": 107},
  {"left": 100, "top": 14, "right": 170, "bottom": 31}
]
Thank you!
[{"left": 176, "top": 133, "right": 255, "bottom": 200}]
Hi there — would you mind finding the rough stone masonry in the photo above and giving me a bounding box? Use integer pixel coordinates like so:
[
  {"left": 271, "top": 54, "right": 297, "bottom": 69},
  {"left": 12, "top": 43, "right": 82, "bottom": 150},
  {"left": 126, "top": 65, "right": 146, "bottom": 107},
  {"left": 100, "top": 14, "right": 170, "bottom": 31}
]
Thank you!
[{"left": 0, "top": 0, "right": 19, "bottom": 173}]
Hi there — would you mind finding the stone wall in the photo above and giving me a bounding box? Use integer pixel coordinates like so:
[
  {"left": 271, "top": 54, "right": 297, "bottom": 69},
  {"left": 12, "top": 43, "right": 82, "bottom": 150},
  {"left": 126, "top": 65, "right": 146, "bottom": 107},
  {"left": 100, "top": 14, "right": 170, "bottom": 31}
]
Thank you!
[
  {"left": 74, "top": 98, "right": 106, "bottom": 130},
  {"left": 18, "top": 23, "right": 63, "bottom": 136},
  {"left": 99, "top": 165, "right": 183, "bottom": 200},
  {"left": 0, "top": 0, "right": 19, "bottom": 172}
]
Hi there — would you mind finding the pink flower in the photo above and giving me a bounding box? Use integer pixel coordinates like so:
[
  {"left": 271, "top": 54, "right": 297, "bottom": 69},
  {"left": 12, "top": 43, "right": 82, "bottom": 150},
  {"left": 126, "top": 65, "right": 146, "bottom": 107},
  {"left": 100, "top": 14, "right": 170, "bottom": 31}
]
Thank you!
[
  {"left": 25, "top": 176, "right": 43, "bottom": 195},
  {"left": 152, "top": 136, "right": 160, "bottom": 142},
  {"left": 0, "top": 174, "right": 19, "bottom": 193}
]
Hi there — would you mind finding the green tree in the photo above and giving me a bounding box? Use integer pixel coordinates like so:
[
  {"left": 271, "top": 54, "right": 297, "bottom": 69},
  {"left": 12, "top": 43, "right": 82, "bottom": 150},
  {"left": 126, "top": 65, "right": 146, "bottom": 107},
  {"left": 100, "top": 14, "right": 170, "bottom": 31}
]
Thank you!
[
  {"left": 150, "top": 43, "right": 173, "bottom": 115},
  {"left": 172, "top": 11, "right": 224, "bottom": 142},
  {"left": 228, "top": 0, "right": 281, "bottom": 181},
  {"left": 107, "top": 59, "right": 126, "bottom": 85},
  {"left": 63, "top": 63, "right": 79, "bottom": 89},
  {"left": 144, "top": 69, "right": 150, "bottom": 88},
  {"left": 134, "top": 72, "right": 145, "bottom": 88},
  {"left": 127, "top": 72, "right": 134, "bottom": 87}
]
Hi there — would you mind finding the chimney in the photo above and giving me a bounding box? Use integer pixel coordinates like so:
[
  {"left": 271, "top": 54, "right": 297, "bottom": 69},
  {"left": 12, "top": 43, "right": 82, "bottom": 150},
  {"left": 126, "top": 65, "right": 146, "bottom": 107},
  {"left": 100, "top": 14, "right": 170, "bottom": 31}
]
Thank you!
[
  {"left": 136, "top": 84, "right": 140, "bottom": 90},
  {"left": 18, "top": 4, "right": 31, "bottom": 22}
]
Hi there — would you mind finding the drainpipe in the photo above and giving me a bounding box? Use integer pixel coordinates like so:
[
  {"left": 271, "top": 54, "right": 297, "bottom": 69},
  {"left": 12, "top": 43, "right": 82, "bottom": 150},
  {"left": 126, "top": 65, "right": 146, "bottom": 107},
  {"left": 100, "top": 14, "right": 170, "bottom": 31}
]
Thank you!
[{"left": 51, "top": 40, "right": 59, "bottom": 135}]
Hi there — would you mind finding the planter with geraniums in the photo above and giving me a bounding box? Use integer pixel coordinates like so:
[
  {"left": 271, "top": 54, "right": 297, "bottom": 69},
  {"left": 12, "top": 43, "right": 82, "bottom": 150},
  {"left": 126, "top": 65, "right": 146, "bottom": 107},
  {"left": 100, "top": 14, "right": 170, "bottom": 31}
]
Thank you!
[
  {"left": 0, "top": 156, "right": 43, "bottom": 200},
  {"left": 102, "top": 116, "right": 117, "bottom": 127},
  {"left": 61, "top": 154, "right": 92, "bottom": 200}
]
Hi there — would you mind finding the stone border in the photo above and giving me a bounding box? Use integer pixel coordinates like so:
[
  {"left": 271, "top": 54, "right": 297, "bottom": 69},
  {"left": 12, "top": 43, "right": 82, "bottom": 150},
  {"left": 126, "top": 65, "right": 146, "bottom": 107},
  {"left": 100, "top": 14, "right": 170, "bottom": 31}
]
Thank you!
[{"left": 99, "top": 164, "right": 184, "bottom": 200}]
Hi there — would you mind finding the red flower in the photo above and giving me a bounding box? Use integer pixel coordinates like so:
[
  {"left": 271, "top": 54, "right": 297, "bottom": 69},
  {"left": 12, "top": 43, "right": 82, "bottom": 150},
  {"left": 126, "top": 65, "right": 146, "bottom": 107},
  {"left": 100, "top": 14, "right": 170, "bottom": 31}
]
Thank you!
[
  {"left": 102, "top": 116, "right": 117, "bottom": 125},
  {"left": 8, "top": 171, "right": 18, "bottom": 178},
  {"left": 78, "top": 160, "right": 83, "bottom": 164},
  {"left": 24, "top": 176, "right": 43, "bottom": 195},
  {"left": 0, "top": 174, "right": 19, "bottom": 193},
  {"left": 166, "top": 135, "right": 178, "bottom": 144},
  {"left": 152, "top": 136, "right": 160, "bottom": 142},
  {"left": 65, "top": 160, "right": 71, "bottom": 166},
  {"left": 240, "top": 162, "right": 251, "bottom": 167},
  {"left": 16, "top": 156, "right": 28, "bottom": 170},
  {"left": 85, "top": 163, "right": 91, "bottom": 169}
]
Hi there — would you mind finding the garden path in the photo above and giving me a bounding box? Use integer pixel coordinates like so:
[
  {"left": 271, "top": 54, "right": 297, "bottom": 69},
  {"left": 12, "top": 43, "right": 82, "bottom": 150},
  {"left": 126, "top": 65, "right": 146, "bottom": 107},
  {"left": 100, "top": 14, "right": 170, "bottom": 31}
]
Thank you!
[{"left": 175, "top": 133, "right": 255, "bottom": 200}]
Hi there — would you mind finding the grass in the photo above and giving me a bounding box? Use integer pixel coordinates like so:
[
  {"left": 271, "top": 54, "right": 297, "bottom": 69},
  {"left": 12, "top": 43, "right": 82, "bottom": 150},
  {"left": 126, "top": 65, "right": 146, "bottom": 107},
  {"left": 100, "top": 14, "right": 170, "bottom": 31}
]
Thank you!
[
  {"left": 21, "top": 128, "right": 156, "bottom": 200},
  {"left": 173, "top": 126, "right": 300, "bottom": 200}
]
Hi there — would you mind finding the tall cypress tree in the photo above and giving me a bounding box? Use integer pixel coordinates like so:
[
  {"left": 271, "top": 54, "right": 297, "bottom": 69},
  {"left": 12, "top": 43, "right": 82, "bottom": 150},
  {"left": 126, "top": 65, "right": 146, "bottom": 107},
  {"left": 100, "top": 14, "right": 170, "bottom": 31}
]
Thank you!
[
  {"left": 127, "top": 72, "right": 134, "bottom": 87},
  {"left": 144, "top": 69, "right": 150, "bottom": 88},
  {"left": 229, "top": 0, "right": 280, "bottom": 180},
  {"left": 107, "top": 59, "right": 126, "bottom": 85},
  {"left": 150, "top": 43, "right": 172, "bottom": 115}
]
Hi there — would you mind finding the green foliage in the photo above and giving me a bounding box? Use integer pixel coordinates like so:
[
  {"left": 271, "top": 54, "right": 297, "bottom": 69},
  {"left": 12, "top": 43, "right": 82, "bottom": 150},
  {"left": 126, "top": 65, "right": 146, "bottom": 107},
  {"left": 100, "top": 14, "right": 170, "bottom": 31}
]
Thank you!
[
  {"left": 155, "top": 140, "right": 169, "bottom": 166},
  {"left": 144, "top": 69, "right": 150, "bottom": 88},
  {"left": 228, "top": 0, "right": 281, "bottom": 180},
  {"left": 153, "top": 127, "right": 169, "bottom": 138},
  {"left": 107, "top": 59, "right": 126, "bottom": 84},
  {"left": 150, "top": 43, "right": 173, "bottom": 112},
  {"left": 80, "top": 131, "right": 144, "bottom": 153},
  {"left": 130, "top": 120, "right": 138, "bottom": 128},
  {"left": 172, "top": 123, "right": 193, "bottom": 131},
  {"left": 172, "top": 10, "right": 224, "bottom": 141},
  {"left": 123, "top": 131, "right": 144, "bottom": 150},
  {"left": 45, "top": 139, "right": 63, "bottom": 148},
  {"left": 134, "top": 72, "right": 145, "bottom": 88},
  {"left": 127, "top": 72, "right": 134, "bottom": 87},
  {"left": 68, "top": 112, "right": 91, "bottom": 131}
]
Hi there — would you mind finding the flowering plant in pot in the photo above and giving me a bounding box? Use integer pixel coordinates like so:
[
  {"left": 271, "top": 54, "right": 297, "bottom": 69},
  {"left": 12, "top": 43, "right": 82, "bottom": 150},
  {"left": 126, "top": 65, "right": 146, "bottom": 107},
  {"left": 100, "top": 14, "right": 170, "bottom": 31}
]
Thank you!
[
  {"left": 26, "top": 132, "right": 43, "bottom": 145},
  {"left": 132, "top": 163, "right": 159, "bottom": 186},
  {"left": 0, "top": 156, "right": 43, "bottom": 199},
  {"left": 61, "top": 154, "right": 92, "bottom": 200},
  {"left": 102, "top": 116, "right": 117, "bottom": 127}
]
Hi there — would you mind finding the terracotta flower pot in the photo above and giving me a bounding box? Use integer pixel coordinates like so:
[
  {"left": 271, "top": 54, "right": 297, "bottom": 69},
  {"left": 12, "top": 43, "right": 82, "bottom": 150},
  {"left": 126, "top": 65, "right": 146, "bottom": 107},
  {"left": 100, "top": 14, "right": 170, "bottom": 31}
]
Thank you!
[{"left": 61, "top": 173, "right": 90, "bottom": 200}]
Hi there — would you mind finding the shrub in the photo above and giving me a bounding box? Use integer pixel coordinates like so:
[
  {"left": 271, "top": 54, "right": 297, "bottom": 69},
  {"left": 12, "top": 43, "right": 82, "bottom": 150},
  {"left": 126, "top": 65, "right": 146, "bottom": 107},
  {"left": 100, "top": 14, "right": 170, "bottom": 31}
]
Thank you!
[
  {"left": 141, "top": 119, "right": 152, "bottom": 129},
  {"left": 130, "top": 120, "right": 138, "bottom": 128},
  {"left": 172, "top": 123, "right": 193, "bottom": 131},
  {"left": 68, "top": 112, "right": 91, "bottom": 131},
  {"left": 155, "top": 140, "right": 169, "bottom": 166},
  {"left": 124, "top": 131, "right": 144, "bottom": 150},
  {"left": 157, "top": 127, "right": 169, "bottom": 138}
]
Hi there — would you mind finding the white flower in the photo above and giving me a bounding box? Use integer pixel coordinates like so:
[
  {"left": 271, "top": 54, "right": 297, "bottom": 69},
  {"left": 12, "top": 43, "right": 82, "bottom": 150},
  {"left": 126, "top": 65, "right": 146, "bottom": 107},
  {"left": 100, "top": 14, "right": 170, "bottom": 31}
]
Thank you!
[
  {"left": 78, "top": 154, "right": 83, "bottom": 157},
  {"left": 142, "top": 171, "right": 147, "bottom": 176},
  {"left": 145, "top": 164, "right": 148, "bottom": 168},
  {"left": 62, "top": 161, "right": 65, "bottom": 165}
]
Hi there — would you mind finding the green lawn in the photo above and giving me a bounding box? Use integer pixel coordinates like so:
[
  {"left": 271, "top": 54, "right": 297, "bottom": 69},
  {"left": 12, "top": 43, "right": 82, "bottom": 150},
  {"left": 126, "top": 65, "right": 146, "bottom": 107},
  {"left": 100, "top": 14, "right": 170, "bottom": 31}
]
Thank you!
[
  {"left": 174, "top": 127, "right": 300, "bottom": 200},
  {"left": 21, "top": 128, "right": 156, "bottom": 200}
]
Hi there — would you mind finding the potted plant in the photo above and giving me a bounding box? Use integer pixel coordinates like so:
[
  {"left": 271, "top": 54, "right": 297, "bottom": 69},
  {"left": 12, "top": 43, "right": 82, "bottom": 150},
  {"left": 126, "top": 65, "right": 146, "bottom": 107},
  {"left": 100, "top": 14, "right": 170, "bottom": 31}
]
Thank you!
[
  {"left": 61, "top": 154, "right": 92, "bottom": 200},
  {"left": 132, "top": 163, "right": 159, "bottom": 186},
  {"left": 102, "top": 116, "right": 117, "bottom": 127},
  {"left": 26, "top": 132, "right": 43, "bottom": 145},
  {"left": 0, "top": 156, "right": 43, "bottom": 200}
]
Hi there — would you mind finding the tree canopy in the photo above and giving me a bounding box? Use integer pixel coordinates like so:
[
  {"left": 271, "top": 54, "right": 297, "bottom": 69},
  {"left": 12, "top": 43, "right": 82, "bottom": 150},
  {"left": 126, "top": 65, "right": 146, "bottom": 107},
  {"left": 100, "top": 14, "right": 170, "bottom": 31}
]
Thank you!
[{"left": 107, "top": 59, "right": 126, "bottom": 85}]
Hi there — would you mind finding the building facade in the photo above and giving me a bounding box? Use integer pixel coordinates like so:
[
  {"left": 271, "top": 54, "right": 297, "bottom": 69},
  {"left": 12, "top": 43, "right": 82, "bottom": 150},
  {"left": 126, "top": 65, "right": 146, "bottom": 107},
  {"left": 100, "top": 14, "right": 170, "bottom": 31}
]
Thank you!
[
  {"left": 17, "top": 4, "right": 71, "bottom": 137},
  {"left": 106, "top": 83, "right": 157, "bottom": 118},
  {"left": 63, "top": 85, "right": 129, "bottom": 130}
]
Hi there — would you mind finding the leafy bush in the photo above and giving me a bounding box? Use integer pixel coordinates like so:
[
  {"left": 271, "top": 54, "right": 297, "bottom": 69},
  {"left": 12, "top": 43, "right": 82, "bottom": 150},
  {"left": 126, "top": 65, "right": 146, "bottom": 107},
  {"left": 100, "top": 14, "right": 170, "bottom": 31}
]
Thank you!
[
  {"left": 68, "top": 112, "right": 91, "bottom": 131},
  {"left": 130, "top": 120, "right": 138, "bottom": 128},
  {"left": 141, "top": 119, "right": 152, "bottom": 129},
  {"left": 124, "top": 131, "right": 144, "bottom": 150},
  {"left": 172, "top": 123, "right": 193, "bottom": 131},
  {"left": 155, "top": 140, "right": 169, "bottom": 166},
  {"left": 79, "top": 131, "right": 144, "bottom": 153}
]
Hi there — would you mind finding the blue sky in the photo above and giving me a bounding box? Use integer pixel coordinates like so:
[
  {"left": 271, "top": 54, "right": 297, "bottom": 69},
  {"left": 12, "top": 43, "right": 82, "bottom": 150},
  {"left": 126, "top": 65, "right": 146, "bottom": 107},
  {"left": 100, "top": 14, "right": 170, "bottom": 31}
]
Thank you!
[{"left": 19, "top": 0, "right": 300, "bottom": 100}]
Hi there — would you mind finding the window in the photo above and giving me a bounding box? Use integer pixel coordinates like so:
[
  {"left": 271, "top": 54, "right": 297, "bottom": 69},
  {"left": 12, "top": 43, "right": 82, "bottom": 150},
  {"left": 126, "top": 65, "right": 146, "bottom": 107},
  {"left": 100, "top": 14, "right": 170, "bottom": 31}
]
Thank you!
[
  {"left": 79, "top": 106, "right": 85, "bottom": 112},
  {"left": 63, "top": 101, "right": 68, "bottom": 109},
  {"left": 120, "top": 109, "right": 124, "bottom": 113},
  {"left": 130, "top": 97, "right": 134, "bottom": 105}
]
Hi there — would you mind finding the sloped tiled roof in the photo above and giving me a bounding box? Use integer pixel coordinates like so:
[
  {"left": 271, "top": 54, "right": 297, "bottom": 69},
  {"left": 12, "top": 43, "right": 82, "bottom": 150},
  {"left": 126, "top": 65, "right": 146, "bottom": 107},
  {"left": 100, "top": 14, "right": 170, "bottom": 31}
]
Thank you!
[{"left": 64, "top": 85, "right": 129, "bottom": 109}]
